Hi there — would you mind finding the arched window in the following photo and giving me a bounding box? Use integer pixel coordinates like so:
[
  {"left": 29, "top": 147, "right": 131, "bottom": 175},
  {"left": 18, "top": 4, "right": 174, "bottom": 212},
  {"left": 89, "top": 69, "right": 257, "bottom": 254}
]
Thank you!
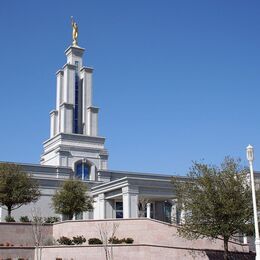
[{"left": 75, "top": 160, "right": 90, "bottom": 180}]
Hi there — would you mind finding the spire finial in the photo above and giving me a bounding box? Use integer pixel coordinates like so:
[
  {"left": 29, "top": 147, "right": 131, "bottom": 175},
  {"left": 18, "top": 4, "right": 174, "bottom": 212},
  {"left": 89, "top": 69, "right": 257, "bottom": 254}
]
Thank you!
[{"left": 71, "top": 16, "right": 78, "bottom": 46}]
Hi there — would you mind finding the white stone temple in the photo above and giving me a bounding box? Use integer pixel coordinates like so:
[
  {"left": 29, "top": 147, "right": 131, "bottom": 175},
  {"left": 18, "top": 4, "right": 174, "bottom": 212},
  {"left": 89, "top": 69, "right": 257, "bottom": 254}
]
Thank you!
[{"left": 0, "top": 35, "right": 181, "bottom": 223}]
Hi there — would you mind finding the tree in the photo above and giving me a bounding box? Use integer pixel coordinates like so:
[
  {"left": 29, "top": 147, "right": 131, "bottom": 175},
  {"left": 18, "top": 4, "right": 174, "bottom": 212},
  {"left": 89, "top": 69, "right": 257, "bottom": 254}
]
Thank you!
[
  {"left": 97, "top": 222, "right": 119, "bottom": 260},
  {"left": 52, "top": 179, "right": 93, "bottom": 220},
  {"left": 172, "top": 157, "right": 253, "bottom": 260},
  {"left": 31, "top": 207, "right": 44, "bottom": 260},
  {"left": 0, "top": 163, "right": 41, "bottom": 217}
]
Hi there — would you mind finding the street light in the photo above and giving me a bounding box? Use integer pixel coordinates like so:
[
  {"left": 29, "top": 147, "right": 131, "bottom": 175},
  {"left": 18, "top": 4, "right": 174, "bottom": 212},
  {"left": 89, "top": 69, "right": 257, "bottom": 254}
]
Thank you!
[{"left": 246, "top": 144, "right": 260, "bottom": 259}]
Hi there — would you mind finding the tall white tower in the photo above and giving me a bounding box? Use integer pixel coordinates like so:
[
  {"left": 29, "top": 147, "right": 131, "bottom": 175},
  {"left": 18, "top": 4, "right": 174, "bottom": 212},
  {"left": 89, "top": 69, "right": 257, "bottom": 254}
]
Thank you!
[{"left": 41, "top": 44, "right": 108, "bottom": 179}]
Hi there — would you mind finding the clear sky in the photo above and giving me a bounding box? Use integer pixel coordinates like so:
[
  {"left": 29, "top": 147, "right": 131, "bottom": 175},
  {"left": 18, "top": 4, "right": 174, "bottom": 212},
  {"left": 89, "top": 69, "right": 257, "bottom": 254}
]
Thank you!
[{"left": 0, "top": 1, "right": 260, "bottom": 175}]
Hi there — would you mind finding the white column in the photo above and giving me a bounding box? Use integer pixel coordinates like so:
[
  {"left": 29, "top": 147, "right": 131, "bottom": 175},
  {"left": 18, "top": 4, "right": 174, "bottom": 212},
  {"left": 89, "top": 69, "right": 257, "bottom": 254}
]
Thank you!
[
  {"left": 146, "top": 203, "right": 151, "bottom": 219},
  {"left": 56, "top": 70, "right": 64, "bottom": 110},
  {"left": 60, "top": 103, "right": 74, "bottom": 133},
  {"left": 87, "top": 108, "right": 92, "bottom": 135},
  {"left": 123, "top": 187, "right": 130, "bottom": 219},
  {"left": 98, "top": 193, "right": 105, "bottom": 219},
  {"left": 81, "top": 67, "right": 93, "bottom": 135},
  {"left": 63, "top": 64, "right": 75, "bottom": 104},
  {"left": 50, "top": 110, "right": 58, "bottom": 137},
  {"left": 122, "top": 186, "right": 139, "bottom": 219},
  {"left": 180, "top": 203, "right": 186, "bottom": 224},
  {"left": 55, "top": 70, "right": 63, "bottom": 134},
  {"left": 87, "top": 107, "right": 99, "bottom": 136}
]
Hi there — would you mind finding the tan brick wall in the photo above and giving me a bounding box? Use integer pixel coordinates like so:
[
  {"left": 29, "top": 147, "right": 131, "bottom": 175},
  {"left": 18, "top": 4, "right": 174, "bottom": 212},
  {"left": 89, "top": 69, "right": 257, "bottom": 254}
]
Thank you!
[{"left": 0, "top": 222, "right": 53, "bottom": 247}]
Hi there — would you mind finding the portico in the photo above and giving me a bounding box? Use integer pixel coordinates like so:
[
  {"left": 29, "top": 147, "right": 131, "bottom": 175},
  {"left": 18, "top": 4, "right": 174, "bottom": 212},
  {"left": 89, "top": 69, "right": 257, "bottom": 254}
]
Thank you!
[{"left": 92, "top": 175, "right": 177, "bottom": 223}]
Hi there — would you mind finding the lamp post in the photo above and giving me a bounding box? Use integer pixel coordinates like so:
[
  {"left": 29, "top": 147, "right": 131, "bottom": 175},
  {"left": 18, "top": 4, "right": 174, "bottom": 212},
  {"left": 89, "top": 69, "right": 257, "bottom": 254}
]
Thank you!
[{"left": 246, "top": 144, "right": 260, "bottom": 259}]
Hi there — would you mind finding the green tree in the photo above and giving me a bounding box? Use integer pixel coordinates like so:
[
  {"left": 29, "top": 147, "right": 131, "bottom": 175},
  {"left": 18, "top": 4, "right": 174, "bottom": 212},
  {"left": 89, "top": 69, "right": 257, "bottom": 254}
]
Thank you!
[
  {"left": 172, "top": 157, "right": 253, "bottom": 260},
  {"left": 0, "top": 163, "right": 41, "bottom": 217},
  {"left": 52, "top": 179, "right": 93, "bottom": 220}
]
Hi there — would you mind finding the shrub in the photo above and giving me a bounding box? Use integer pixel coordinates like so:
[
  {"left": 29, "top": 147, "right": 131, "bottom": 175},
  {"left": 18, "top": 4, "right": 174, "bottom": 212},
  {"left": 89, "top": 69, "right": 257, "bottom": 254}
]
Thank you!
[
  {"left": 88, "top": 238, "right": 103, "bottom": 244},
  {"left": 19, "top": 216, "right": 30, "bottom": 222},
  {"left": 57, "top": 236, "right": 73, "bottom": 245},
  {"left": 124, "top": 237, "right": 134, "bottom": 244},
  {"left": 108, "top": 236, "right": 123, "bottom": 244},
  {"left": 72, "top": 235, "right": 86, "bottom": 245},
  {"left": 5, "top": 216, "right": 15, "bottom": 222},
  {"left": 43, "top": 236, "right": 57, "bottom": 246},
  {"left": 0, "top": 243, "right": 4, "bottom": 246},
  {"left": 44, "top": 216, "right": 60, "bottom": 223}
]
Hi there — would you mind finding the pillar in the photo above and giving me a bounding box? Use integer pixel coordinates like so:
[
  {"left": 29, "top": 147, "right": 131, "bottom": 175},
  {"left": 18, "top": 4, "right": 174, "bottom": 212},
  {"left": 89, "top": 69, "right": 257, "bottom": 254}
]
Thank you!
[
  {"left": 62, "top": 63, "right": 75, "bottom": 104},
  {"left": 146, "top": 203, "right": 151, "bottom": 219},
  {"left": 122, "top": 186, "right": 139, "bottom": 219},
  {"left": 60, "top": 103, "right": 74, "bottom": 133},
  {"left": 50, "top": 110, "right": 58, "bottom": 138},
  {"left": 81, "top": 67, "right": 93, "bottom": 135},
  {"left": 56, "top": 70, "right": 64, "bottom": 110},
  {"left": 98, "top": 193, "right": 105, "bottom": 219},
  {"left": 87, "top": 107, "right": 99, "bottom": 136}
]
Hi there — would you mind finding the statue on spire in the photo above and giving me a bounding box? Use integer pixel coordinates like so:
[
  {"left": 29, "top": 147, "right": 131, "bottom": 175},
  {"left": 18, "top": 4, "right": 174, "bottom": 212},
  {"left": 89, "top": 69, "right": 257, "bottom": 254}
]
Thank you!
[{"left": 71, "top": 16, "right": 78, "bottom": 46}]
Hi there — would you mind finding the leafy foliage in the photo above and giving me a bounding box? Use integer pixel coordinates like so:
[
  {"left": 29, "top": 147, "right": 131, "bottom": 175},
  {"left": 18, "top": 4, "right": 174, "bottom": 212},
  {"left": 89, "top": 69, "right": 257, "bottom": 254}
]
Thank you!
[
  {"left": 124, "top": 237, "right": 134, "bottom": 244},
  {"left": 52, "top": 179, "right": 93, "bottom": 220},
  {"left": 57, "top": 236, "right": 73, "bottom": 245},
  {"left": 108, "top": 236, "right": 123, "bottom": 244},
  {"left": 88, "top": 238, "right": 103, "bottom": 244},
  {"left": 72, "top": 235, "right": 86, "bottom": 245},
  {"left": 57, "top": 235, "right": 86, "bottom": 245},
  {"left": 5, "top": 215, "right": 15, "bottom": 222},
  {"left": 108, "top": 236, "right": 134, "bottom": 244},
  {"left": 0, "top": 163, "right": 40, "bottom": 217},
  {"left": 19, "top": 216, "right": 30, "bottom": 222},
  {"left": 172, "top": 157, "right": 253, "bottom": 260},
  {"left": 44, "top": 216, "right": 60, "bottom": 223}
]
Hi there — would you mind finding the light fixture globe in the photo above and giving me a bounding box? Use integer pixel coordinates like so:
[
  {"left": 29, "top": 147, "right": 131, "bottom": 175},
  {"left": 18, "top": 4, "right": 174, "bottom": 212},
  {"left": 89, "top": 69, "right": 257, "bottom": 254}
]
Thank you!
[{"left": 246, "top": 144, "right": 254, "bottom": 162}]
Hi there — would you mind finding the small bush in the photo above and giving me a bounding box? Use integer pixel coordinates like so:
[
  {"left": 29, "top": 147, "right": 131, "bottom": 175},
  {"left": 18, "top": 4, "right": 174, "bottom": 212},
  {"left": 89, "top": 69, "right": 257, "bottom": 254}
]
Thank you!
[
  {"left": 72, "top": 235, "right": 86, "bottom": 245},
  {"left": 44, "top": 216, "right": 60, "bottom": 223},
  {"left": 108, "top": 236, "right": 123, "bottom": 244},
  {"left": 43, "top": 236, "right": 57, "bottom": 246},
  {"left": 124, "top": 237, "right": 134, "bottom": 244},
  {"left": 32, "top": 216, "right": 43, "bottom": 223},
  {"left": 0, "top": 243, "right": 4, "bottom": 246},
  {"left": 57, "top": 236, "right": 73, "bottom": 245},
  {"left": 5, "top": 242, "right": 10, "bottom": 246},
  {"left": 5, "top": 216, "right": 15, "bottom": 222},
  {"left": 19, "top": 216, "right": 30, "bottom": 222},
  {"left": 88, "top": 238, "right": 103, "bottom": 244}
]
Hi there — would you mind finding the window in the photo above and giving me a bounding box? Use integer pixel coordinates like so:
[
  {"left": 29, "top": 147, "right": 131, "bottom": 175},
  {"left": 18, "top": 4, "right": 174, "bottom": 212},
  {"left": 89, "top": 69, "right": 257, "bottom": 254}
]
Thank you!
[
  {"left": 75, "top": 161, "right": 90, "bottom": 180},
  {"left": 164, "top": 201, "right": 172, "bottom": 223},
  {"left": 115, "top": 201, "right": 123, "bottom": 218}
]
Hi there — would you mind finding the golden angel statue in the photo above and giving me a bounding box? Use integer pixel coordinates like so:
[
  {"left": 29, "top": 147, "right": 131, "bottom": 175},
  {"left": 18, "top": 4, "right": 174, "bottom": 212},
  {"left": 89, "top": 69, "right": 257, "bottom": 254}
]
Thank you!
[{"left": 71, "top": 16, "right": 78, "bottom": 46}]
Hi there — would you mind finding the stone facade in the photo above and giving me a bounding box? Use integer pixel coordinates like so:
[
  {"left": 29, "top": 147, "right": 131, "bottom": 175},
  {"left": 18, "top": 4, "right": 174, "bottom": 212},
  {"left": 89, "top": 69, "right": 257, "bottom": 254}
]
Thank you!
[{"left": 0, "top": 219, "right": 253, "bottom": 260}]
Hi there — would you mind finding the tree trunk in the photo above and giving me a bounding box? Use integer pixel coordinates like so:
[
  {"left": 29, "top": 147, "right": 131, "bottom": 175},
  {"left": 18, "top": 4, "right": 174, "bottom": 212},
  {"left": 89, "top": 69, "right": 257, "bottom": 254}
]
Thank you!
[
  {"left": 7, "top": 206, "right": 11, "bottom": 217},
  {"left": 223, "top": 236, "right": 229, "bottom": 260}
]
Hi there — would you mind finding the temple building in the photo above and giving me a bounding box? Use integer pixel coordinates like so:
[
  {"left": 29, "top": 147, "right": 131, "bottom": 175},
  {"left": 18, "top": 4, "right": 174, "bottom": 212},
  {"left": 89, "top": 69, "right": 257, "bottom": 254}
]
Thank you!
[{"left": 0, "top": 29, "right": 179, "bottom": 223}]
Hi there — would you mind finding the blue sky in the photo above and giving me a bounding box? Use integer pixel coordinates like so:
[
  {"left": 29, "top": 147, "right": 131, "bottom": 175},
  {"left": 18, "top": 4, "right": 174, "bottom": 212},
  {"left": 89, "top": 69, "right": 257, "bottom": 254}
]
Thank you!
[{"left": 0, "top": 1, "right": 260, "bottom": 175}]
